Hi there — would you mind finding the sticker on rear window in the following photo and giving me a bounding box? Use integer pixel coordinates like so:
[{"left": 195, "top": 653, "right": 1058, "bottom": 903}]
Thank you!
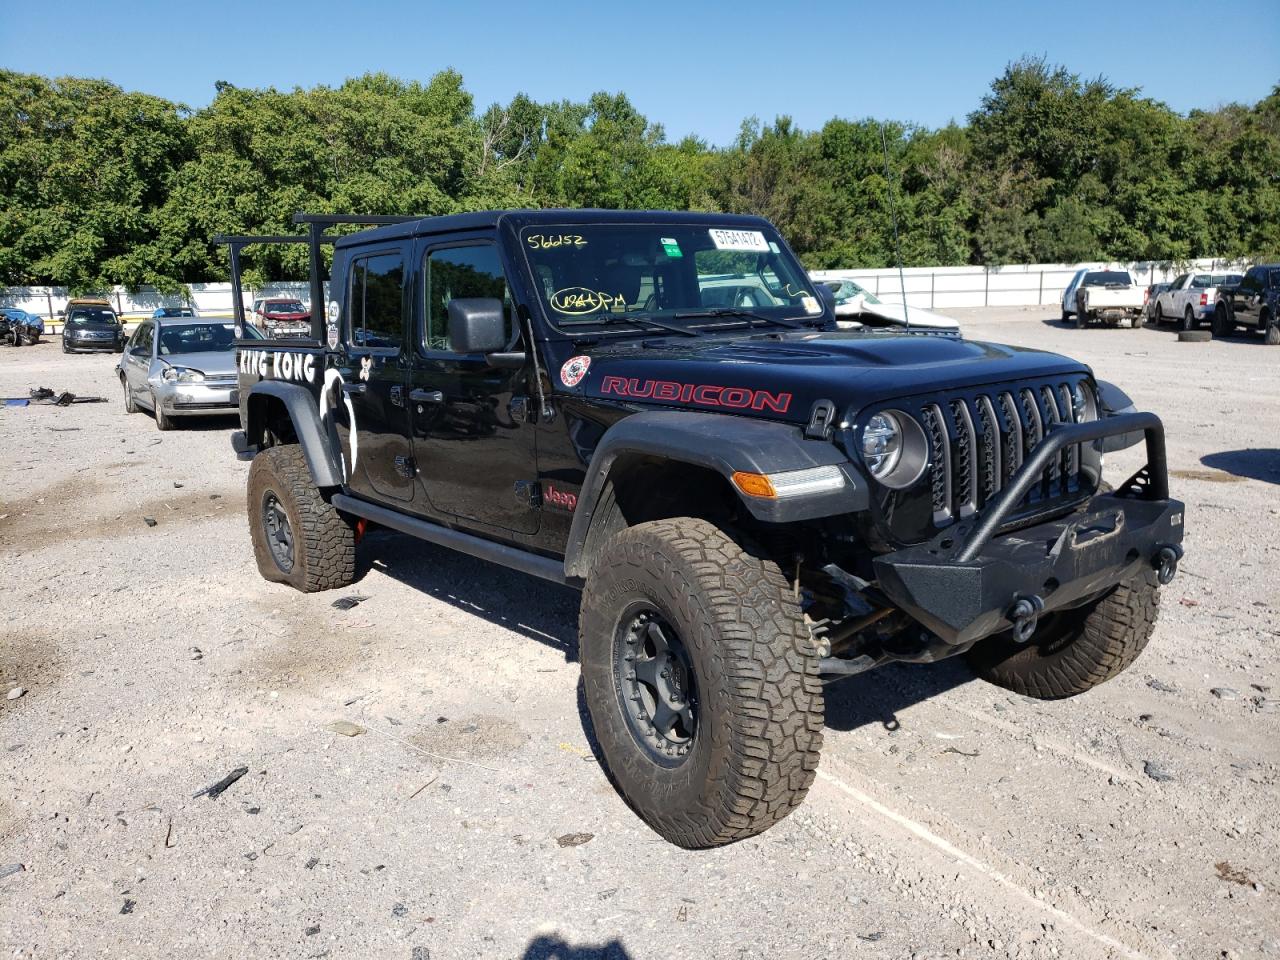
[{"left": 709, "top": 229, "right": 769, "bottom": 252}]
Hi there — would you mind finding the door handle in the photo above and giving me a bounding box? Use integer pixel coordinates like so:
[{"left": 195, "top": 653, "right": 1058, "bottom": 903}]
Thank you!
[
  {"left": 409, "top": 389, "right": 444, "bottom": 403},
  {"left": 342, "top": 382, "right": 366, "bottom": 395}
]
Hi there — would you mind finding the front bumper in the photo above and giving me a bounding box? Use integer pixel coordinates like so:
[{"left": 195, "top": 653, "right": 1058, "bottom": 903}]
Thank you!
[
  {"left": 65, "top": 335, "right": 123, "bottom": 350},
  {"left": 154, "top": 381, "right": 238, "bottom": 416},
  {"left": 872, "top": 412, "right": 1184, "bottom": 646}
]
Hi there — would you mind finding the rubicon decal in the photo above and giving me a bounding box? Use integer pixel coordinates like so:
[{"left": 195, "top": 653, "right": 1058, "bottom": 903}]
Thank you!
[
  {"left": 560, "top": 355, "right": 592, "bottom": 388},
  {"left": 600, "top": 376, "right": 791, "bottom": 414}
]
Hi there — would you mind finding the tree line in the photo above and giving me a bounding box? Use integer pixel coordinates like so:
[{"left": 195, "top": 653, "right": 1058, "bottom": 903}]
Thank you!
[{"left": 1, "top": 58, "right": 1277, "bottom": 294}]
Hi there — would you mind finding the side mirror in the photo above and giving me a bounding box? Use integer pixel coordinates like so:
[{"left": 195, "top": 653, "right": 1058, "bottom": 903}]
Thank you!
[
  {"left": 1095, "top": 380, "right": 1142, "bottom": 452},
  {"left": 447, "top": 298, "right": 506, "bottom": 354}
]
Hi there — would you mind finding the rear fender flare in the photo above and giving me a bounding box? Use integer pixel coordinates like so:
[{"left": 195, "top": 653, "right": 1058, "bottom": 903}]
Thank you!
[
  {"left": 244, "top": 380, "right": 344, "bottom": 488},
  {"left": 563, "top": 410, "right": 866, "bottom": 578}
]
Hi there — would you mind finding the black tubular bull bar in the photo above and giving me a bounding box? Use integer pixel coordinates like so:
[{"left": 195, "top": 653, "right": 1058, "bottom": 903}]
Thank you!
[{"left": 870, "top": 412, "right": 1183, "bottom": 647}]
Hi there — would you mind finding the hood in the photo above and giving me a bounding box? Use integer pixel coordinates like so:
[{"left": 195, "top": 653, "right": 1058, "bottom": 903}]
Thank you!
[
  {"left": 565, "top": 330, "right": 1086, "bottom": 424},
  {"left": 161, "top": 351, "right": 237, "bottom": 377},
  {"left": 857, "top": 301, "right": 960, "bottom": 330}
]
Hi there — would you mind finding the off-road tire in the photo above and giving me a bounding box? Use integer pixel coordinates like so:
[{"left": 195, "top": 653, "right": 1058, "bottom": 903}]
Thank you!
[
  {"left": 578, "top": 517, "right": 824, "bottom": 848},
  {"left": 247, "top": 444, "right": 355, "bottom": 592},
  {"left": 152, "top": 394, "right": 173, "bottom": 431},
  {"left": 121, "top": 375, "right": 137, "bottom": 414},
  {"left": 967, "top": 574, "right": 1159, "bottom": 700}
]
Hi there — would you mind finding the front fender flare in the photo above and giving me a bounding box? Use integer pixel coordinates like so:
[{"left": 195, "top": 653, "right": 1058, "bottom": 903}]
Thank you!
[
  {"left": 563, "top": 410, "right": 866, "bottom": 578},
  {"left": 243, "top": 380, "right": 345, "bottom": 488}
]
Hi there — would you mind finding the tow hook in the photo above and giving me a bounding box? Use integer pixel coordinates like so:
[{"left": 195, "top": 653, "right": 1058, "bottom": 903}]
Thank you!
[
  {"left": 1154, "top": 545, "right": 1181, "bottom": 585},
  {"left": 1008, "top": 595, "right": 1045, "bottom": 643}
]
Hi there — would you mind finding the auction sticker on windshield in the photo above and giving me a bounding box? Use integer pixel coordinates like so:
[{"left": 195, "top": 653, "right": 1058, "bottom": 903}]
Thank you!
[{"left": 709, "top": 229, "right": 770, "bottom": 252}]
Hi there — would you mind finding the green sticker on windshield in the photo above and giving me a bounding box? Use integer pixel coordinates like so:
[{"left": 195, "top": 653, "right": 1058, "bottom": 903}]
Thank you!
[{"left": 660, "top": 237, "right": 683, "bottom": 258}]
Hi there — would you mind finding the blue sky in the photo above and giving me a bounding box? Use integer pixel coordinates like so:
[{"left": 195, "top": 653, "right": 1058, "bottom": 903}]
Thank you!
[{"left": 3, "top": 0, "right": 1277, "bottom": 145}]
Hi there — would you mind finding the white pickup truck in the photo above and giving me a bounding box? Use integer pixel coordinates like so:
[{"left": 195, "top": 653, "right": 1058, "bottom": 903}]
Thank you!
[
  {"left": 1074, "top": 270, "right": 1145, "bottom": 328},
  {"left": 1150, "top": 271, "right": 1243, "bottom": 331}
]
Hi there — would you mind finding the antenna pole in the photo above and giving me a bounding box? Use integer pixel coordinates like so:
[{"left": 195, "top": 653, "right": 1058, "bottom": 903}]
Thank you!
[{"left": 880, "top": 124, "right": 909, "bottom": 328}]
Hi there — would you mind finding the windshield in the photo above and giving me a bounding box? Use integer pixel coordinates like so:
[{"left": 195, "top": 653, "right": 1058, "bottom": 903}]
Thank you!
[
  {"left": 264, "top": 301, "right": 305, "bottom": 314},
  {"left": 520, "top": 223, "right": 823, "bottom": 331},
  {"left": 826, "top": 278, "right": 883, "bottom": 306},
  {"left": 157, "top": 323, "right": 239, "bottom": 355},
  {"left": 67, "top": 307, "right": 117, "bottom": 324},
  {"left": 1082, "top": 271, "right": 1132, "bottom": 287}
]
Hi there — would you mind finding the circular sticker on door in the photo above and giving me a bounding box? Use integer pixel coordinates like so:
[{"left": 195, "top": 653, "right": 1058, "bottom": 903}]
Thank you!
[{"left": 560, "top": 355, "right": 591, "bottom": 388}]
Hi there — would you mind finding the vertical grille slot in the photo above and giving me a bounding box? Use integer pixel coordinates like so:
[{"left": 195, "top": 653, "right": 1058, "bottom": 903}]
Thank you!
[
  {"left": 974, "top": 395, "right": 1001, "bottom": 503},
  {"left": 921, "top": 403, "right": 952, "bottom": 526},
  {"left": 998, "top": 391, "right": 1023, "bottom": 482},
  {"left": 949, "top": 400, "right": 978, "bottom": 518}
]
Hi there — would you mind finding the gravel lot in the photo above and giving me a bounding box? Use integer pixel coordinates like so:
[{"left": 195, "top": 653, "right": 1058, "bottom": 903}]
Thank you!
[{"left": 1, "top": 308, "right": 1277, "bottom": 960}]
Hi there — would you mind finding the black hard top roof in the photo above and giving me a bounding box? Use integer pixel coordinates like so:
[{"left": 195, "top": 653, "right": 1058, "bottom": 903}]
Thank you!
[{"left": 334, "top": 208, "right": 774, "bottom": 249}]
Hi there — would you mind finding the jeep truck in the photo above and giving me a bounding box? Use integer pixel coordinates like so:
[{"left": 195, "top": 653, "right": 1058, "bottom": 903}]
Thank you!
[
  {"left": 1074, "top": 270, "right": 1145, "bottom": 328},
  {"left": 219, "top": 212, "right": 1185, "bottom": 849}
]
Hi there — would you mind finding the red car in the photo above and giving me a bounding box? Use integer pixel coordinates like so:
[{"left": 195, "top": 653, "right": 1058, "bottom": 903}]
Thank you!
[{"left": 252, "top": 298, "right": 311, "bottom": 338}]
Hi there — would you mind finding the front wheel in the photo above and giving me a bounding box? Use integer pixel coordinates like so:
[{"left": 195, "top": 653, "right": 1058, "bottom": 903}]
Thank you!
[
  {"left": 967, "top": 574, "right": 1158, "bottom": 699},
  {"left": 152, "top": 395, "right": 173, "bottom": 431},
  {"left": 1212, "top": 304, "right": 1233, "bottom": 338},
  {"left": 247, "top": 444, "right": 355, "bottom": 592},
  {"left": 1155, "top": 304, "right": 1165, "bottom": 325},
  {"left": 578, "top": 518, "right": 824, "bottom": 848},
  {"left": 1264, "top": 312, "right": 1279, "bottom": 346}
]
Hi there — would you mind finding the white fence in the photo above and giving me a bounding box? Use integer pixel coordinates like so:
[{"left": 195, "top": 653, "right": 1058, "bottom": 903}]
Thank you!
[
  {"left": 2, "top": 256, "right": 1249, "bottom": 320},
  {"left": 811, "top": 258, "right": 1245, "bottom": 311}
]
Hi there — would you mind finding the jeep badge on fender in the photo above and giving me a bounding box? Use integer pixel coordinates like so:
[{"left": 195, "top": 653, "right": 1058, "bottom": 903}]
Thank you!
[{"left": 218, "top": 210, "right": 1184, "bottom": 850}]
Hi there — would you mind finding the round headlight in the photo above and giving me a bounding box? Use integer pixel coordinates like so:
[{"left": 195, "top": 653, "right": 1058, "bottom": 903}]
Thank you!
[
  {"left": 1071, "top": 382, "right": 1098, "bottom": 422},
  {"left": 860, "top": 410, "right": 929, "bottom": 490},
  {"left": 862, "top": 413, "right": 903, "bottom": 478}
]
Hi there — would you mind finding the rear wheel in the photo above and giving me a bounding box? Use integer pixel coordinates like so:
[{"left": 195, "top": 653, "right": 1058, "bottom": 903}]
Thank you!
[
  {"left": 578, "top": 517, "right": 824, "bottom": 848},
  {"left": 1181, "top": 306, "right": 1196, "bottom": 331},
  {"left": 967, "top": 574, "right": 1158, "bottom": 699},
  {"left": 121, "top": 375, "right": 137, "bottom": 414},
  {"left": 247, "top": 444, "right": 355, "bottom": 592},
  {"left": 1263, "top": 311, "right": 1279, "bottom": 346}
]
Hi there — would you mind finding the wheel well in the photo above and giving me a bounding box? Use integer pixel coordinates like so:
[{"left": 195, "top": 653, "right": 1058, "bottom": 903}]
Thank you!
[
  {"left": 577, "top": 456, "right": 739, "bottom": 573},
  {"left": 247, "top": 394, "right": 299, "bottom": 448}
]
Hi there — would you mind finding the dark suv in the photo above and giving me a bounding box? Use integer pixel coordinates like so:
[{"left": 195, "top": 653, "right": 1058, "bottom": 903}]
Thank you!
[
  {"left": 222, "top": 211, "right": 1184, "bottom": 849},
  {"left": 1213, "top": 264, "right": 1280, "bottom": 344},
  {"left": 62, "top": 299, "right": 125, "bottom": 353}
]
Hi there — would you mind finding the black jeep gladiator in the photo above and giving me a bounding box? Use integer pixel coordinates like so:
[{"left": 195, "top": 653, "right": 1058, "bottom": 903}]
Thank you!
[{"left": 220, "top": 211, "right": 1184, "bottom": 849}]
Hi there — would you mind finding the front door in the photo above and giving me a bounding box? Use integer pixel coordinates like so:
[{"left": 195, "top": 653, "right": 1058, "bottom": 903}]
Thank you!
[
  {"left": 340, "top": 248, "right": 416, "bottom": 504},
  {"left": 123, "top": 321, "right": 154, "bottom": 401},
  {"left": 409, "top": 240, "right": 539, "bottom": 535}
]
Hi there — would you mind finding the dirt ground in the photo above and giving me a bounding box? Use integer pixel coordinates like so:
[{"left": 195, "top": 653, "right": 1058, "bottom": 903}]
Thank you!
[{"left": 1, "top": 308, "right": 1277, "bottom": 960}]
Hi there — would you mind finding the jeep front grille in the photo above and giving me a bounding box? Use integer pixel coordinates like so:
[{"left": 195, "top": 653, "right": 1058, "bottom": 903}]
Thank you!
[{"left": 917, "top": 377, "right": 1093, "bottom": 529}]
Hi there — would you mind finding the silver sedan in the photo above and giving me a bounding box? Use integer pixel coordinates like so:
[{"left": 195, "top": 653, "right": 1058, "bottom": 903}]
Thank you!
[{"left": 116, "top": 319, "right": 260, "bottom": 430}]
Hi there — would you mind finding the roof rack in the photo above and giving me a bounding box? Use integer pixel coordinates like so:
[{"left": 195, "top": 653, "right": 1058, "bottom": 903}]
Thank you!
[{"left": 213, "top": 212, "right": 425, "bottom": 341}]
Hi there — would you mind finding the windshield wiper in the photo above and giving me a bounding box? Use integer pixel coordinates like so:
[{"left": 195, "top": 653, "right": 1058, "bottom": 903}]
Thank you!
[
  {"left": 586, "top": 313, "right": 702, "bottom": 337},
  {"left": 673, "top": 307, "right": 811, "bottom": 330}
]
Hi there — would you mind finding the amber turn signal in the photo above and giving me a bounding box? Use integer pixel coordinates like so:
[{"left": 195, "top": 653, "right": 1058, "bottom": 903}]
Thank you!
[{"left": 731, "top": 471, "right": 777, "bottom": 499}]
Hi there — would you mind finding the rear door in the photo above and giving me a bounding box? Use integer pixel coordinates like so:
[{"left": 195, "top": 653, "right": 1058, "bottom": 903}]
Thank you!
[
  {"left": 339, "top": 247, "right": 417, "bottom": 504},
  {"left": 408, "top": 238, "right": 539, "bottom": 535}
]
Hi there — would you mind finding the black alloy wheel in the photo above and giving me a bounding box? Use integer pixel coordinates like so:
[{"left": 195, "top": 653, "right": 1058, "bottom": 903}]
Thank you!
[
  {"left": 613, "top": 605, "right": 697, "bottom": 765},
  {"left": 262, "top": 492, "right": 295, "bottom": 573}
]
